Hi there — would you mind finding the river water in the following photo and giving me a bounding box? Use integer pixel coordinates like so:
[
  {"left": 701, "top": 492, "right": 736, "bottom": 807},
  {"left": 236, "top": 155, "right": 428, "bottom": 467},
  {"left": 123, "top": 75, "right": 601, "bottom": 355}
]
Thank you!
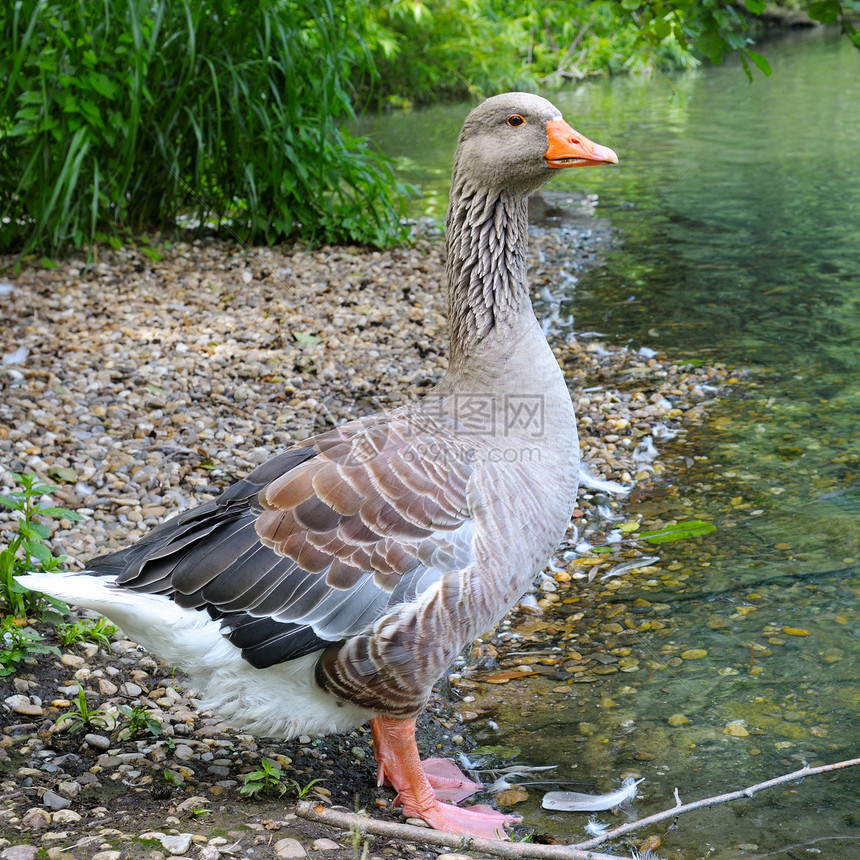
[{"left": 368, "top": 30, "right": 859, "bottom": 858}]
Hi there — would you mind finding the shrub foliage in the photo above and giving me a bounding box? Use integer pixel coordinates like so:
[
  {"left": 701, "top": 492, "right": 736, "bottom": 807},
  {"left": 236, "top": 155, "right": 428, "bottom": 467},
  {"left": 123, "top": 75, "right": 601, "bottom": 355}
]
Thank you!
[{"left": 0, "top": 0, "right": 410, "bottom": 255}]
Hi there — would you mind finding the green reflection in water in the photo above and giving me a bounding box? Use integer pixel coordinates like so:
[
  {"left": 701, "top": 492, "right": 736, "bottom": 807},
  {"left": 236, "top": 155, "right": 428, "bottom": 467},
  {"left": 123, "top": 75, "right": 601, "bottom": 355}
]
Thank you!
[{"left": 366, "top": 29, "right": 860, "bottom": 858}]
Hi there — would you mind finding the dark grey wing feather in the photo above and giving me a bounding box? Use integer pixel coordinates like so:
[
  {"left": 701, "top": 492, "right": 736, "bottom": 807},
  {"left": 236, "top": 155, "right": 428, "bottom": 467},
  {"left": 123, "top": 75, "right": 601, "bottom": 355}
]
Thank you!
[{"left": 90, "top": 416, "right": 475, "bottom": 671}]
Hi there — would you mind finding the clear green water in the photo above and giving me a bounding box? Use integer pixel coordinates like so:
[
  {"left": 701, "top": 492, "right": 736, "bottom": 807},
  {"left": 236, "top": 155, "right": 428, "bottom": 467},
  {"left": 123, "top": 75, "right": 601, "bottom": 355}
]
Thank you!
[{"left": 367, "top": 30, "right": 859, "bottom": 857}]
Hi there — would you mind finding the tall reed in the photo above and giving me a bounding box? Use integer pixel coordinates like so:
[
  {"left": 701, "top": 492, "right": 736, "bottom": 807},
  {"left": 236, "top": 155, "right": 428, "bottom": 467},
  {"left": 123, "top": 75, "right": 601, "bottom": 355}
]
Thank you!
[{"left": 0, "top": 0, "right": 410, "bottom": 255}]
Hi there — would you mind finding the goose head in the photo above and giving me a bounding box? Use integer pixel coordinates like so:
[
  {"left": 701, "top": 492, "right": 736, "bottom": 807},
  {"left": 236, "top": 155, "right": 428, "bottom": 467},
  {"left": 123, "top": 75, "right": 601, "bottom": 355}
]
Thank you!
[{"left": 451, "top": 92, "right": 617, "bottom": 199}]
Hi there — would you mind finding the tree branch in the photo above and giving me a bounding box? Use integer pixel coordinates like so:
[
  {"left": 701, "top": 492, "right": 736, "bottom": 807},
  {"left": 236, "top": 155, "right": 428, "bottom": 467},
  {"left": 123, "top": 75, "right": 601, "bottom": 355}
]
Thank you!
[
  {"left": 294, "top": 801, "right": 634, "bottom": 860},
  {"left": 297, "top": 757, "right": 860, "bottom": 859},
  {"left": 574, "top": 756, "right": 860, "bottom": 849}
]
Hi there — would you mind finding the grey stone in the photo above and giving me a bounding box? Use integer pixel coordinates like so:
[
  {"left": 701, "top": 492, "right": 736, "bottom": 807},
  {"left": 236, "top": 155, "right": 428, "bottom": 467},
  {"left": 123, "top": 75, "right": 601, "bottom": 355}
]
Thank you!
[
  {"left": 274, "top": 838, "right": 306, "bottom": 859},
  {"left": 20, "top": 808, "right": 51, "bottom": 831},
  {"left": 57, "top": 780, "right": 80, "bottom": 798},
  {"left": 118, "top": 681, "right": 143, "bottom": 697},
  {"left": 159, "top": 834, "right": 193, "bottom": 855},
  {"left": 172, "top": 743, "right": 195, "bottom": 761},
  {"left": 51, "top": 809, "right": 81, "bottom": 824},
  {"left": 41, "top": 789, "right": 71, "bottom": 811},
  {"left": 1, "top": 846, "right": 39, "bottom": 860},
  {"left": 98, "top": 679, "right": 119, "bottom": 696},
  {"left": 83, "top": 733, "right": 111, "bottom": 750}
]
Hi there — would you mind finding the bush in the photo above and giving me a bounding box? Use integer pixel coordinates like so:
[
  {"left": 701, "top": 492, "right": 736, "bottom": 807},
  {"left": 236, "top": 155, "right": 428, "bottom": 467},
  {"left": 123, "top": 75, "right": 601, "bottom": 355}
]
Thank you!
[
  {"left": 358, "top": 0, "right": 701, "bottom": 106},
  {"left": 0, "top": 0, "right": 411, "bottom": 255}
]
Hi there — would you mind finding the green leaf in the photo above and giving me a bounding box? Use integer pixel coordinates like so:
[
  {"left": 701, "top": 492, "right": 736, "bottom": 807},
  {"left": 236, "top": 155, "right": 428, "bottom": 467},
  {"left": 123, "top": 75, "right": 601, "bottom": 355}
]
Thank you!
[
  {"left": 292, "top": 331, "right": 322, "bottom": 345},
  {"left": 743, "top": 0, "right": 766, "bottom": 13},
  {"left": 47, "top": 466, "right": 77, "bottom": 483},
  {"left": 640, "top": 520, "right": 717, "bottom": 544},
  {"left": 87, "top": 72, "right": 118, "bottom": 99},
  {"left": 745, "top": 49, "right": 772, "bottom": 77},
  {"left": 23, "top": 540, "right": 53, "bottom": 563},
  {"left": 36, "top": 506, "right": 84, "bottom": 521},
  {"left": 40, "top": 257, "right": 59, "bottom": 269},
  {"left": 807, "top": 1, "right": 841, "bottom": 24},
  {"left": 0, "top": 494, "right": 23, "bottom": 512},
  {"left": 696, "top": 30, "right": 729, "bottom": 63},
  {"left": 652, "top": 18, "right": 672, "bottom": 40}
]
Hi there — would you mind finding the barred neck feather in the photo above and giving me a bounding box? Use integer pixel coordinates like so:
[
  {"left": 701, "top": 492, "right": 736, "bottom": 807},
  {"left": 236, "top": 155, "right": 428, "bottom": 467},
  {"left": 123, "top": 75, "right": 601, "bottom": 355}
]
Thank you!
[{"left": 445, "top": 174, "right": 533, "bottom": 367}]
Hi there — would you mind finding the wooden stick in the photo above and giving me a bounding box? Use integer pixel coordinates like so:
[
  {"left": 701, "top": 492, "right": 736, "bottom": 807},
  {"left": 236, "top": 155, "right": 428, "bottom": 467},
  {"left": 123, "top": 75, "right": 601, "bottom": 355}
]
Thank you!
[
  {"left": 294, "top": 801, "right": 634, "bottom": 860},
  {"left": 574, "top": 756, "right": 860, "bottom": 849},
  {"left": 297, "top": 757, "right": 860, "bottom": 859}
]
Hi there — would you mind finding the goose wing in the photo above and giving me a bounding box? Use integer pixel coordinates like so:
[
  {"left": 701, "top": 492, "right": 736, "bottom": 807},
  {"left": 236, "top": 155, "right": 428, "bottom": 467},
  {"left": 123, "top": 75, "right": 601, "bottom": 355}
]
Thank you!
[{"left": 94, "top": 411, "right": 476, "bottom": 669}]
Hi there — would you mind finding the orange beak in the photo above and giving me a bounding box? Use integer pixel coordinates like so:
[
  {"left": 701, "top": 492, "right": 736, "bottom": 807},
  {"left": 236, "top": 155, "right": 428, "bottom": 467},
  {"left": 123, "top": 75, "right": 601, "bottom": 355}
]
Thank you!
[{"left": 545, "top": 119, "right": 618, "bottom": 168}]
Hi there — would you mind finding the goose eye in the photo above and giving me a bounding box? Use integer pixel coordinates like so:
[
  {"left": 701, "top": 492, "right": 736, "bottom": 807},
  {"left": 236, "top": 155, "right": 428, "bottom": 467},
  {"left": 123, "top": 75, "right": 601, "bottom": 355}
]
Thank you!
[{"left": 506, "top": 114, "right": 525, "bottom": 128}]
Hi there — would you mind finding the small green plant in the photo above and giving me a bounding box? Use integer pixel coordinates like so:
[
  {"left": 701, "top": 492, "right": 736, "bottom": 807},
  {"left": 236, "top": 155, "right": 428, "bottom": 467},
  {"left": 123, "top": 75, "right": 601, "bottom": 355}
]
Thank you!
[
  {"left": 291, "top": 776, "right": 324, "bottom": 799},
  {"left": 0, "top": 616, "right": 60, "bottom": 677},
  {"left": 0, "top": 472, "right": 82, "bottom": 617},
  {"left": 117, "top": 704, "right": 163, "bottom": 740},
  {"left": 56, "top": 687, "right": 115, "bottom": 733},
  {"left": 58, "top": 616, "right": 118, "bottom": 648},
  {"left": 240, "top": 757, "right": 289, "bottom": 798},
  {"left": 240, "top": 758, "right": 323, "bottom": 800}
]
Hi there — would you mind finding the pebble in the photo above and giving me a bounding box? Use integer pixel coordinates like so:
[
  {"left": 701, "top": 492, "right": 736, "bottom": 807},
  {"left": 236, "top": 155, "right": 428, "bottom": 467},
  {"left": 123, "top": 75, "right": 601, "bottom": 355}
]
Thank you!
[
  {"left": 41, "top": 790, "right": 70, "bottom": 811},
  {"left": 5, "top": 695, "right": 43, "bottom": 717},
  {"left": 51, "top": 810, "right": 82, "bottom": 824},
  {"left": 723, "top": 721, "right": 750, "bottom": 737},
  {"left": 1, "top": 847, "right": 38, "bottom": 860},
  {"left": 172, "top": 744, "right": 196, "bottom": 761},
  {"left": 118, "top": 682, "right": 143, "bottom": 697},
  {"left": 159, "top": 834, "right": 193, "bottom": 855},
  {"left": 83, "top": 733, "right": 112, "bottom": 750},
  {"left": 310, "top": 838, "right": 340, "bottom": 850},
  {"left": 274, "top": 838, "right": 307, "bottom": 858},
  {"left": 20, "top": 808, "right": 51, "bottom": 831},
  {"left": 98, "top": 679, "right": 119, "bottom": 696}
]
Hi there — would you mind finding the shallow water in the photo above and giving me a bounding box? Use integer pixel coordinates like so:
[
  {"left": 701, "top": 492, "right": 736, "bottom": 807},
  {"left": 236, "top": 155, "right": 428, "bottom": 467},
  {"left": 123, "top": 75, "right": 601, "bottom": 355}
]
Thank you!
[{"left": 367, "top": 30, "right": 859, "bottom": 857}]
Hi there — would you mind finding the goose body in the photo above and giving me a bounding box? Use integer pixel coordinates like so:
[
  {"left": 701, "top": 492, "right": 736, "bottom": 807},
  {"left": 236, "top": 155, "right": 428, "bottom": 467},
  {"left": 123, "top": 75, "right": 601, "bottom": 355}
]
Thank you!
[{"left": 21, "top": 93, "right": 616, "bottom": 838}]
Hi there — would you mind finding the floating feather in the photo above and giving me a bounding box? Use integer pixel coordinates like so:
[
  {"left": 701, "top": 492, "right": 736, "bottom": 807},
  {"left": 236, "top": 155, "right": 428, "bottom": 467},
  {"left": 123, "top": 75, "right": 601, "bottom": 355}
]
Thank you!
[
  {"left": 579, "top": 467, "right": 631, "bottom": 495},
  {"left": 541, "top": 776, "right": 643, "bottom": 812},
  {"left": 585, "top": 818, "right": 610, "bottom": 836},
  {"left": 603, "top": 556, "right": 660, "bottom": 579}
]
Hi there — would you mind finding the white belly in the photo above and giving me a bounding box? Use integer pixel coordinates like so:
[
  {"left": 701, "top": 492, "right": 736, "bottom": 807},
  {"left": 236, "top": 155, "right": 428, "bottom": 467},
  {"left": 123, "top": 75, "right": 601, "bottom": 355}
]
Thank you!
[{"left": 18, "top": 572, "right": 372, "bottom": 739}]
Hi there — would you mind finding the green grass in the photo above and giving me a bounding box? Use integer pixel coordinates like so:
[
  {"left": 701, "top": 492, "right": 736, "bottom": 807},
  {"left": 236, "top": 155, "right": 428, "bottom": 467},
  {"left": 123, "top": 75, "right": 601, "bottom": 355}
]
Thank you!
[
  {"left": 0, "top": 471, "right": 81, "bottom": 618},
  {"left": 0, "top": 0, "right": 411, "bottom": 256}
]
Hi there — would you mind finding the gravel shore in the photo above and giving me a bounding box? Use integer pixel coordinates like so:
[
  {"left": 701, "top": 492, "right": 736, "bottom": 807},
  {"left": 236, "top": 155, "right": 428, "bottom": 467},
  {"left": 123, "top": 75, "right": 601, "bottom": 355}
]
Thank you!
[{"left": 0, "top": 211, "right": 729, "bottom": 859}]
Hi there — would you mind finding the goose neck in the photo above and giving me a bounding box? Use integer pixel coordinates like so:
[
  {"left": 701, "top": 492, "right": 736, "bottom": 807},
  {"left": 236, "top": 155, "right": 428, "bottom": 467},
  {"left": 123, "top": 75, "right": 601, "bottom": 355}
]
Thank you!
[{"left": 445, "top": 180, "right": 533, "bottom": 368}]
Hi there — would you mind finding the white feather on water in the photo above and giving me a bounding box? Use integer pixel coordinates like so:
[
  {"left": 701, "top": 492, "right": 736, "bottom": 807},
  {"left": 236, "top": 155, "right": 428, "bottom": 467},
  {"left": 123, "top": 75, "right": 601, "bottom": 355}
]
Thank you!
[
  {"left": 579, "top": 467, "right": 631, "bottom": 495},
  {"left": 603, "top": 556, "right": 660, "bottom": 579},
  {"left": 541, "top": 776, "right": 644, "bottom": 812},
  {"left": 585, "top": 818, "right": 610, "bottom": 835}
]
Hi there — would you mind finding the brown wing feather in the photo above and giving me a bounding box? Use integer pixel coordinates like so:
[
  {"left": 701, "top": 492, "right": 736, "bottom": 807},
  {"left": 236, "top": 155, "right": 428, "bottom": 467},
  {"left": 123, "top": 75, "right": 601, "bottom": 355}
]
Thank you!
[
  {"left": 93, "top": 412, "right": 475, "bottom": 672},
  {"left": 254, "top": 414, "right": 472, "bottom": 581}
]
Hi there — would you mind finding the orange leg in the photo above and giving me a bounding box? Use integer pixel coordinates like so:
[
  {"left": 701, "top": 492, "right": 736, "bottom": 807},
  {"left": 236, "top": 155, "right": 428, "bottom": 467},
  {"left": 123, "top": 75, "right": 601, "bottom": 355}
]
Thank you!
[{"left": 369, "top": 715, "right": 520, "bottom": 840}]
